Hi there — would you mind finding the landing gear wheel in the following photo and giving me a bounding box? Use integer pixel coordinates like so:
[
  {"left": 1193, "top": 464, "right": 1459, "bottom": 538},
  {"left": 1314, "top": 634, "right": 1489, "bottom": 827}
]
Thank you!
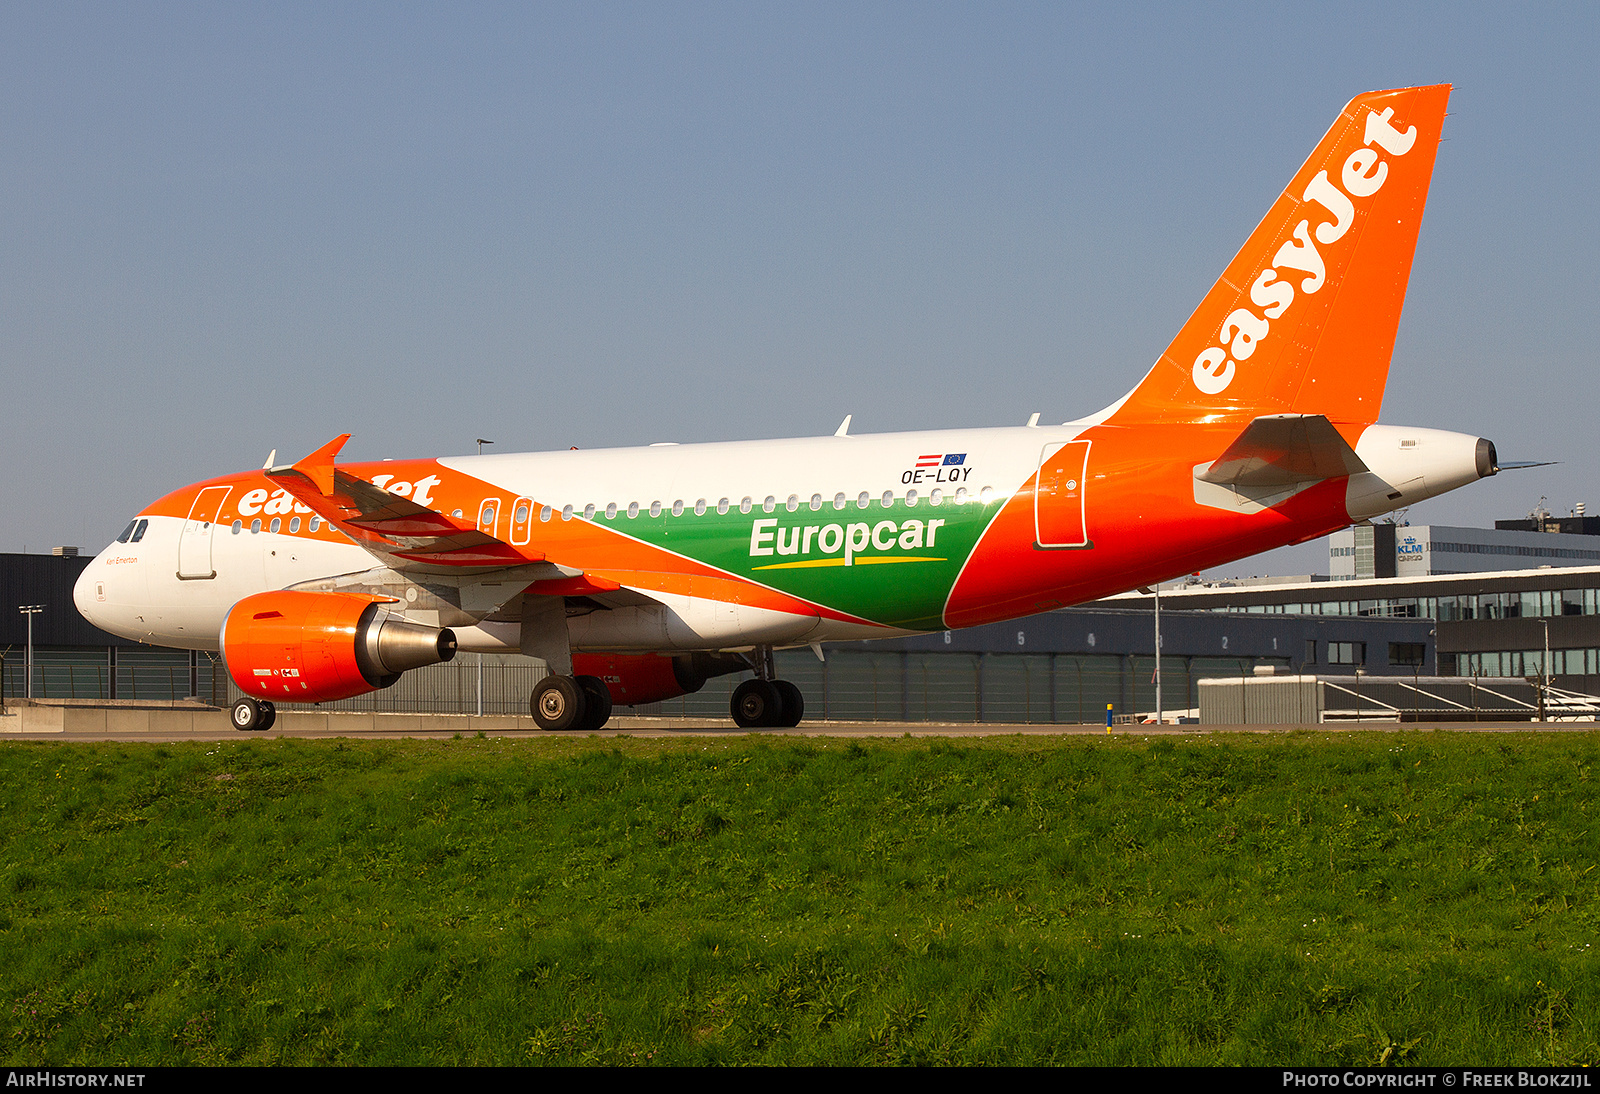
[
  {"left": 258, "top": 700, "right": 277, "bottom": 731},
  {"left": 531, "top": 675, "right": 587, "bottom": 731},
  {"left": 732, "top": 679, "right": 783, "bottom": 728},
  {"left": 773, "top": 680, "right": 804, "bottom": 727},
  {"left": 231, "top": 697, "right": 267, "bottom": 731},
  {"left": 574, "top": 675, "right": 613, "bottom": 731}
]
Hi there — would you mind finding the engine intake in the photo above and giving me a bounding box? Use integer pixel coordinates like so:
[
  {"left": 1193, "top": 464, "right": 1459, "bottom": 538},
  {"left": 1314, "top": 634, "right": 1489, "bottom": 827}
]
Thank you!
[{"left": 221, "top": 590, "right": 456, "bottom": 703}]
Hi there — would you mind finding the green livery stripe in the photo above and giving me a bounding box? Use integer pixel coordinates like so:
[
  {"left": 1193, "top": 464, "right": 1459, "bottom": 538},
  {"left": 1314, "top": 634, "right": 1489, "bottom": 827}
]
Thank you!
[{"left": 595, "top": 499, "right": 1007, "bottom": 631}]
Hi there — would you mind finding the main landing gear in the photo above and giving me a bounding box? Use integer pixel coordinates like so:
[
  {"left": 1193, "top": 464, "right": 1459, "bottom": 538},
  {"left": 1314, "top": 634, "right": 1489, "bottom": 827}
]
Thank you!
[
  {"left": 530, "top": 674, "right": 613, "bottom": 732},
  {"left": 730, "top": 678, "right": 804, "bottom": 728},
  {"left": 730, "top": 646, "right": 805, "bottom": 728},
  {"left": 231, "top": 697, "right": 276, "bottom": 731}
]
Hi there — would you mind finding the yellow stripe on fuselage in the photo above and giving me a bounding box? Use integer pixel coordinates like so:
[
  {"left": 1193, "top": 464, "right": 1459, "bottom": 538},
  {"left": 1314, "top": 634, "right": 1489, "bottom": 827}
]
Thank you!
[{"left": 752, "top": 555, "right": 947, "bottom": 571}]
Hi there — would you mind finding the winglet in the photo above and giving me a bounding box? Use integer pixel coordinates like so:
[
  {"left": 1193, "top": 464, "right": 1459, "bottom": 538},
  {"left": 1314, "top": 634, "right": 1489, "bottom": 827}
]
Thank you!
[{"left": 292, "top": 434, "right": 352, "bottom": 496}]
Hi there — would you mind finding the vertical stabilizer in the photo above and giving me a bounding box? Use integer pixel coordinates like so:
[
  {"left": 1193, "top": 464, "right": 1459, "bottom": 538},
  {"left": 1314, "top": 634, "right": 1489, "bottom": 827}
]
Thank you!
[{"left": 1111, "top": 84, "right": 1450, "bottom": 425}]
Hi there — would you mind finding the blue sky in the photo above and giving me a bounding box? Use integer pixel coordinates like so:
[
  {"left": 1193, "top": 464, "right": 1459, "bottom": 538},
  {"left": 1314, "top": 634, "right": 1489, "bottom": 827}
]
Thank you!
[{"left": 2, "top": 3, "right": 1595, "bottom": 575}]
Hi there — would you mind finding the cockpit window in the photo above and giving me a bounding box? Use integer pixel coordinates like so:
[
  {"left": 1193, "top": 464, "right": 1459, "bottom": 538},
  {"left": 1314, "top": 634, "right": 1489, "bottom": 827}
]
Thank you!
[
  {"left": 116, "top": 521, "right": 137, "bottom": 544},
  {"left": 129, "top": 519, "right": 148, "bottom": 543}
]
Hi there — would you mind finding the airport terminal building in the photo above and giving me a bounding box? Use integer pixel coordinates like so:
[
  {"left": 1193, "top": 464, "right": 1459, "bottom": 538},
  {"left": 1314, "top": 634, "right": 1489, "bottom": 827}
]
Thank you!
[{"left": 1330, "top": 512, "right": 1600, "bottom": 580}]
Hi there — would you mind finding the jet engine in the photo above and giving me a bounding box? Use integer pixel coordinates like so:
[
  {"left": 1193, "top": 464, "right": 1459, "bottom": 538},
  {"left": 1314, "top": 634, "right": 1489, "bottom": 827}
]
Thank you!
[
  {"left": 220, "top": 590, "right": 457, "bottom": 703},
  {"left": 571, "top": 651, "right": 746, "bottom": 707}
]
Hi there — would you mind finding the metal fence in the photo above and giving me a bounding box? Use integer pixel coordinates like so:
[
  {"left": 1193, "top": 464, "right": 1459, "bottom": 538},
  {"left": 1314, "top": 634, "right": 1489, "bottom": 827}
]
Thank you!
[
  {"left": 7, "top": 644, "right": 1336, "bottom": 723},
  {"left": 0, "top": 646, "right": 222, "bottom": 704}
]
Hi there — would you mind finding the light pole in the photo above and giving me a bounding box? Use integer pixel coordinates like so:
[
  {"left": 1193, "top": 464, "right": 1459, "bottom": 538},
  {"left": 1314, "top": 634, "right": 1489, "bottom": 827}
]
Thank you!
[
  {"left": 1154, "top": 582, "right": 1162, "bottom": 725},
  {"left": 473, "top": 439, "right": 493, "bottom": 717},
  {"left": 18, "top": 605, "right": 44, "bottom": 699},
  {"left": 1138, "top": 585, "right": 1163, "bottom": 724},
  {"left": 1541, "top": 618, "right": 1552, "bottom": 723}
]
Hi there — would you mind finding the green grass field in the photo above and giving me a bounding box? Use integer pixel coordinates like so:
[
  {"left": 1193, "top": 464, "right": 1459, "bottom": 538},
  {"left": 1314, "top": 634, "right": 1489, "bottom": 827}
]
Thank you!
[{"left": 1, "top": 730, "right": 1596, "bottom": 1065}]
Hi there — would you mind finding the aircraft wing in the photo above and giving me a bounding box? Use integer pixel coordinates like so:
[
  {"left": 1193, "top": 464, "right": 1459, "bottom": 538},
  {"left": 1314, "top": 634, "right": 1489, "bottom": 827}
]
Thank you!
[
  {"left": 266, "top": 436, "right": 652, "bottom": 624},
  {"left": 1197, "top": 414, "right": 1368, "bottom": 488},
  {"left": 266, "top": 434, "right": 536, "bottom": 570}
]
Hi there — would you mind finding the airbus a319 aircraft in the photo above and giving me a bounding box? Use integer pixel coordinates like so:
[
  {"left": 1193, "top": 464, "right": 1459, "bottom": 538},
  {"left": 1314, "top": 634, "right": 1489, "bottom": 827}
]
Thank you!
[{"left": 76, "top": 84, "right": 1500, "bottom": 732}]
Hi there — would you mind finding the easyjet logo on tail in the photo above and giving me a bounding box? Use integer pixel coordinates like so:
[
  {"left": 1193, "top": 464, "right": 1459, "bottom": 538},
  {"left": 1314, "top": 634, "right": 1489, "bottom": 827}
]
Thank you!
[{"left": 1191, "top": 106, "right": 1419, "bottom": 396}]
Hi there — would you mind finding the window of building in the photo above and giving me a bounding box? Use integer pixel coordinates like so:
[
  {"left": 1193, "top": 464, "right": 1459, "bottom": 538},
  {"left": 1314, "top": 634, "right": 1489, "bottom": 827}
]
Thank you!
[
  {"left": 1389, "top": 642, "right": 1426, "bottom": 667},
  {"left": 1328, "top": 641, "right": 1365, "bottom": 665}
]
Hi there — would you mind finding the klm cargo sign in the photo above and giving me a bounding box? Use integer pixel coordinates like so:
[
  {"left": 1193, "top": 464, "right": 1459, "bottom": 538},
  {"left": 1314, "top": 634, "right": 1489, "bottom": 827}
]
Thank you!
[{"left": 1396, "top": 532, "right": 1428, "bottom": 576}]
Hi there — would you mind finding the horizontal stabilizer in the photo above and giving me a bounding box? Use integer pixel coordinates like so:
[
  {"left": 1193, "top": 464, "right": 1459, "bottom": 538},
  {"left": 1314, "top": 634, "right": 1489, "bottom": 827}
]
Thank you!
[{"left": 1198, "top": 414, "right": 1367, "bottom": 488}]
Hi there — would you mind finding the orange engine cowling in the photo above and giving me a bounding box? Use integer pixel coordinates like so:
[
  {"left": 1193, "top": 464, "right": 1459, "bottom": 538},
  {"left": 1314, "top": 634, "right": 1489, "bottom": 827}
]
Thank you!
[
  {"left": 221, "top": 590, "right": 458, "bottom": 703},
  {"left": 571, "top": 651, "right": 746, "bottom": 707}
]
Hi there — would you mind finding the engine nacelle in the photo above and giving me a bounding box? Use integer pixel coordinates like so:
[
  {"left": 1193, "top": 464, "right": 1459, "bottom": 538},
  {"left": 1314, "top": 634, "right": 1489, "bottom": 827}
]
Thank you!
[
  {"left": 571, "top": 651, "right": 746, "bottom": 707},
  {"left": 221, "top": 590, "right": 457, "bottom": 702}
]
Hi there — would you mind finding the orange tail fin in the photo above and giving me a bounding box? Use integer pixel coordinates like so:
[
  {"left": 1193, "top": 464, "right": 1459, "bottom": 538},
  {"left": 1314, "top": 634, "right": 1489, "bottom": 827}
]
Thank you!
[{"left": 1110, "top": 84, "right": 1450, "bottom": 426}]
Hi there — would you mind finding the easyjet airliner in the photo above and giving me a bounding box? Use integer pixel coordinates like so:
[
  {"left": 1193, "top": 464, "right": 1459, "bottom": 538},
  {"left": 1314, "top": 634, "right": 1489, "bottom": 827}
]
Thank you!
[{"left": 75, "top": 85, "right": 1500, "bottom": 732}]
